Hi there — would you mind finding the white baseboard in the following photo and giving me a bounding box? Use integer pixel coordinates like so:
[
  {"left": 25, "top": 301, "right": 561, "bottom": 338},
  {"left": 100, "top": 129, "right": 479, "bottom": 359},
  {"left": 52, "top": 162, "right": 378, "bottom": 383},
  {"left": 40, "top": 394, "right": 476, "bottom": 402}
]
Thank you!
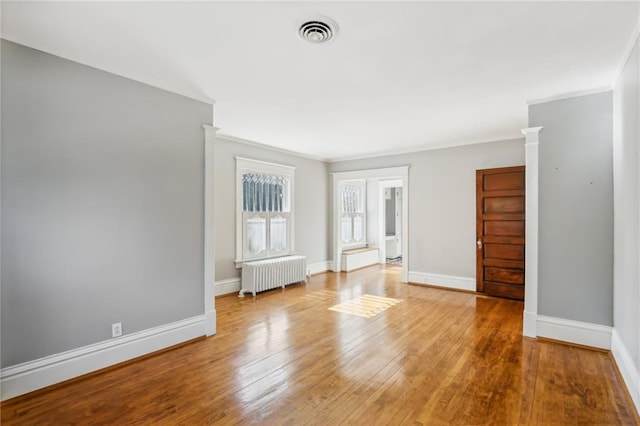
[
  {"left": 0, "top": 315, "right": 206, "bottom": 401},
  {"left": 205, "top": 309, "right": 217, "bottom": 337},
  {"left": 215, "top": 278, "right": 241, "bottom": 296},
  {"left": 522, "top": 310, "right": 537, "bottom": 338},
  {"left": 308, "top": 261, "right": 332, "bottom": 276},
  {"left": 611, "top": 329, "right": 640, "bottom": 413},
  {"left": 408, "top": 271, "right": 475, "bottom": 292},
  {"left": 536, "top": 315, "right": 612, "bottom": 349}
]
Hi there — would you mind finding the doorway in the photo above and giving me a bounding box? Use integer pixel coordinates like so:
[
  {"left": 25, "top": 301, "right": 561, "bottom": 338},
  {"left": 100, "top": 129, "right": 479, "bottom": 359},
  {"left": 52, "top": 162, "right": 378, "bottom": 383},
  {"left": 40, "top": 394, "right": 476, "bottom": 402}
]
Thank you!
[
  {"left": 332, "top": 167, "right": 409, "bottom": 282},
  {"left": 381, "top": 185, "right": 403, "bottom": 266}
]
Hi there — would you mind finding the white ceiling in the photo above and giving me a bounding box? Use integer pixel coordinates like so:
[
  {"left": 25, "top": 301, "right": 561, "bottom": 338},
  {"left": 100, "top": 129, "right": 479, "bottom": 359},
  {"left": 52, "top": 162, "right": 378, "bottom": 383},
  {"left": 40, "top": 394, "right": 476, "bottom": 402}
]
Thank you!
[{"left": 2, "top": 1, "right": 639, "bottom": 161}]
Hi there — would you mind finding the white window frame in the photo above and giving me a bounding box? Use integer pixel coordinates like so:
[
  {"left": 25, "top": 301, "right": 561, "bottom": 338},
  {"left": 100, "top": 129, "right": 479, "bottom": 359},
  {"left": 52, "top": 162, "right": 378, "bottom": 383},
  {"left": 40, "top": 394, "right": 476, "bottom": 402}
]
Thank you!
[
  {"left": 235, "top": 157, "right": 295, "bottom": 266},
  {"left": 340, "top": 180, "right": 367, "bottom": 250}
]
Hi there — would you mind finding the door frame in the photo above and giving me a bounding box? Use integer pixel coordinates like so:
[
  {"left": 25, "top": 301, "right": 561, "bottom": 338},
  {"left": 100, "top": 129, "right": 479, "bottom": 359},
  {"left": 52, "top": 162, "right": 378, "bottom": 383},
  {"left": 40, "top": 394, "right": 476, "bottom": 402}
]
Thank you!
[{"left": 332, "top": 166, "right": 409, "bottom": 282}]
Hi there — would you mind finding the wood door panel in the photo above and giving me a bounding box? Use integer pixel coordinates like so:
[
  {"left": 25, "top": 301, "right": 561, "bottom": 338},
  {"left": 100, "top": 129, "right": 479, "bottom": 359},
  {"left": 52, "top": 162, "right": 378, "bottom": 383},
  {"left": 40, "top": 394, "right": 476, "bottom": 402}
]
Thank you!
[
  {"left": 484, "top": 220, "right": 524, "bottom": 236},
  {"left": 481, "top": 189, "right": 526, "bottom": 198},
  {"left": 483, "top": 172, "right": 525, "bottom": 191},
  {"left": 476, "top": 166, "right": 525, "bottom": 300},
  {"left": 483, "top": 259, "right": 524, "bottom": 269},
  {"left": 484, "top": 267, "right": 524, "bottom": 285},
  {"left": 483, "top": 235, "right": 525, "bottom": 245},
  {"left": 483, "top": 197, "right": 524, "bottom": 214},
  {"left": 484, "top": 282, "right": 525, "bottom": 300},
  {"left": 483, "top": 213, "right": 525, "bottom": 221},
  {"left": 484, "top": 243, "right": 524, "bottom": 261}
]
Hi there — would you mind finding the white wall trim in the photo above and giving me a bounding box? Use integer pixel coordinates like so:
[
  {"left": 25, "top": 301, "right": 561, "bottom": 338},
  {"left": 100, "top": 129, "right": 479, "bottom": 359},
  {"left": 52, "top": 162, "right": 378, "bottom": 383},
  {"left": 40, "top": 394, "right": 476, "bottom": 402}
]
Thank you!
[
  {"left": 326, "top": 134, "right": 524, "bottom": 163},
  {"left": 0, "top": 316, "right": 206, "bottom": 401},
  {"left": 613, "top": 15, "right": 640, "bottom": 87},
  {"left": 522, "top": 126, "right": 542, "bottom": 337},
  {"left": 612, "top": 329, "right": 640, "bottom": 412},
  {"left": 215, "top": 278, "right": 242, "bottom": 296},
  {"left": 217, "top": 133, "right": 327, "bottom": 162},
  {"left": 331, "top": 166, "right": 410, "bottom": 181},
  {"left": 526, "top": 86, "right": 612, "bottom": 106},
  {"left": 203, "top": 124, "right": 218, "bottom": 336},
  {"left": 536, "top": 315, "right": 612, "bottom": 350},
  {"left": 308, "top": 261, "right": 332, "bottom": 276},
  {"left": 408, "top": 271, "right": 475, "bottom": 292},
  {"left": 523, "top": 311, "right": 538, "bottom": 338},
  {"left": 219, "top": 132, "right": 525, "bottom": 164}
]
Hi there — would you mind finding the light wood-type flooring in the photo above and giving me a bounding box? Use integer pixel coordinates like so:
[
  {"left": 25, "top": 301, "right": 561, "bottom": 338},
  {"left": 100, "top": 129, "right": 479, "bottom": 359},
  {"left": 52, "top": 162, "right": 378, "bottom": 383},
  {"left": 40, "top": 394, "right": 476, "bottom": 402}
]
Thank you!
[{"left": 2, "top": 265, "right": 638, "bottom": 424}]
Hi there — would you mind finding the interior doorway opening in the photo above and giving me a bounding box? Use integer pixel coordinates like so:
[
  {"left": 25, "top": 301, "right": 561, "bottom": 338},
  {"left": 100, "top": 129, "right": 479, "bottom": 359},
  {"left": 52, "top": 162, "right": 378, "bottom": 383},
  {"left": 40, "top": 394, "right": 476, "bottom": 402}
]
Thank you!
[
  {"left": 381, "top": 184, "right": 403, "bottom": 266},
  {"left": 332, "top": 167, "right": 409, "bottom": 282}
]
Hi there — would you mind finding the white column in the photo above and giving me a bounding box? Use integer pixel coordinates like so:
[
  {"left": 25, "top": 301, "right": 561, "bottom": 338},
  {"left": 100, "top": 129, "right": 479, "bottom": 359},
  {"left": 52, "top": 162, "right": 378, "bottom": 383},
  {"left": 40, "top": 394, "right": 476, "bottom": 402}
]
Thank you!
[
  {"left": 203, "top": 124, "right": 219, "bottom": 336},
  {"left": 522, "top": 126, "right": 542, "bottom": 337},
  {"left": 332, "top": 174, "right": 342, "bottom": 272}
]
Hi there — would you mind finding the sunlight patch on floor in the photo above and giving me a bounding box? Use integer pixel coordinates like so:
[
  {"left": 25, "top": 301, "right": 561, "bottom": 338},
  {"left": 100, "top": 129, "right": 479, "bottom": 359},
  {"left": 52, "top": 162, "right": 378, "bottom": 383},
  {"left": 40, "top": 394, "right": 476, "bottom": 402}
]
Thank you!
[{"left": 328, "top": 294, "right": 401, "bottom": 318}]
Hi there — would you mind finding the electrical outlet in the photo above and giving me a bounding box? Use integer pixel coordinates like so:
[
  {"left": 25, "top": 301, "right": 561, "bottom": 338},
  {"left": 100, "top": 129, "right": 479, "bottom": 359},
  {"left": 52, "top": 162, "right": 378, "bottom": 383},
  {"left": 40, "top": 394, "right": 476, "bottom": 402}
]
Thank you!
[{"left": 112, "top": 322, "right": 122, "bottom": 338}]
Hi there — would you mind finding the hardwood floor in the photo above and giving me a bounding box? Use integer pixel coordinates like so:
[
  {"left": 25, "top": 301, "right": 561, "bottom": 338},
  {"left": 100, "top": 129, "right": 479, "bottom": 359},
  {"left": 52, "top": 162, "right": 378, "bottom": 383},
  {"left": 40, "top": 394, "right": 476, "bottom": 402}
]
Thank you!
[{"left": 2, "top": 265, "right": 638, "bottom": 425}]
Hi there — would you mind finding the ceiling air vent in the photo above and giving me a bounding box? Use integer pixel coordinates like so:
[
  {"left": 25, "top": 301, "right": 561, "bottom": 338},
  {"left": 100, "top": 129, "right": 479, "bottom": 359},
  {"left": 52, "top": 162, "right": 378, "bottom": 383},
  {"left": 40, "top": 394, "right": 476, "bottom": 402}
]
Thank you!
[{"left": 298, "top": 16, "right": 339, "bottom": 44}]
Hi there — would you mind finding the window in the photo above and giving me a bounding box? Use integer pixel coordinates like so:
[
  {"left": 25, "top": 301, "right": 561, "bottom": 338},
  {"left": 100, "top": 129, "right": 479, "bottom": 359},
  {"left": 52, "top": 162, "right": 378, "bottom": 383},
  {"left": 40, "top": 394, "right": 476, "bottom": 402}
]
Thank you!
[
  {"left": 236, "top": 157, "right": 295, "bottom": 263},
  {"left": 341, "top": 181, "right": 366, "bottom": 249}
]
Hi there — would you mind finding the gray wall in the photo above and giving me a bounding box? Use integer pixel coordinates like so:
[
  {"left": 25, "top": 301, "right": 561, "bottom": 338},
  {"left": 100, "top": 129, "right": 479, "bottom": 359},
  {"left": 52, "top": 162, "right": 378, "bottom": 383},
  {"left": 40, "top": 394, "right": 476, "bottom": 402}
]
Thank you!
[
  {"left": 529, "top": 92, "right": 614, "bottom": 326},
  {"left": 613, "top": 36, "right": 640, "bottom": 374},
  {"left": 1, "top": 41, "right": 213, "bottom": 367},
  {"left": 214, "top": 136, "right": 329, "bottom": 281},
  {"left": 330, "top": 139, "right": 524, "bottom": 278}
]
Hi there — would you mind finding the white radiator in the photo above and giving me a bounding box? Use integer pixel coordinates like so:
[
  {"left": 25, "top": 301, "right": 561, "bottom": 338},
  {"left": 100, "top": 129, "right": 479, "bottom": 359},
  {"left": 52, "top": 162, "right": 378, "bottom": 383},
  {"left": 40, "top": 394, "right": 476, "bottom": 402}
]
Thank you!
[{"left": 239, "top": 255, "right": 307, "bottom": 297}]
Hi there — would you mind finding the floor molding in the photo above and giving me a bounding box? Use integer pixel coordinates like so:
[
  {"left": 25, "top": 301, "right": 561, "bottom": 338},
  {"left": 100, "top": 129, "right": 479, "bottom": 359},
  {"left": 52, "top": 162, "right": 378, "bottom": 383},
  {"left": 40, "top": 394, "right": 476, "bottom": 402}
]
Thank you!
[
  {"left": 523, "top": 310, "right": 537, "bottom": 338},
  {"left": 215, "top": 278, "right": 241, "bottom": 296},
  {"left": 408, "top": 271, "right": 475, "bottom": 292},
  {"left": 308, "top": 261, "right": 332, "bottom": 276},
  {"left": 536, "top": 315, "right": 612, "bottom": 350},
  {"left": 0, "top": 315, "right": 206, "bottom": 401},
  {"left": 611, "top": 329, "right": 640, "bottom": 413}
]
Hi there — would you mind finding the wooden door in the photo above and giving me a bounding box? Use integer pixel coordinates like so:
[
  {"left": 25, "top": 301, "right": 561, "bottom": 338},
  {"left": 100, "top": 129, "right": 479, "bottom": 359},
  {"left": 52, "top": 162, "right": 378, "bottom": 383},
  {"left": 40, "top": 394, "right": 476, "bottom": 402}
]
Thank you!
[{"left": 476, "top": 166, "right": 525, "bottom": 300}]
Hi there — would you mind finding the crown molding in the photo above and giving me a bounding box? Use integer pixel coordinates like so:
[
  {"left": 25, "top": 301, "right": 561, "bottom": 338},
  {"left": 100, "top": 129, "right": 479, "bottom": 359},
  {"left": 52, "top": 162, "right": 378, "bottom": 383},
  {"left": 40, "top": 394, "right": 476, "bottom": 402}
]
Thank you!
[
  {"left": 526, "top": 86, "right": 612, "bottom": 106},
  {"left": 613, "top": 14, "right": 640, "bottom": 88},
  {"left": 216, "top": 133, "right": 328, "bottom": 162},
  {"left": 327, "top": 133, "right": 524, "bottom": 163}
]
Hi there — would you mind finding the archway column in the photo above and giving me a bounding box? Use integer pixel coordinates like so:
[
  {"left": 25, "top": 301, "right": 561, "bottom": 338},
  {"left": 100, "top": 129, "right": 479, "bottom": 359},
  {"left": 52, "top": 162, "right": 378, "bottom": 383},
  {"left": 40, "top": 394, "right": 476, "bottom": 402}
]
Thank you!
[
  {"left": 203, "top": 124, "right": 219, "bottom": 336},
  {"left": 522, "top": 126, "right": 542, "bottom": 337}
]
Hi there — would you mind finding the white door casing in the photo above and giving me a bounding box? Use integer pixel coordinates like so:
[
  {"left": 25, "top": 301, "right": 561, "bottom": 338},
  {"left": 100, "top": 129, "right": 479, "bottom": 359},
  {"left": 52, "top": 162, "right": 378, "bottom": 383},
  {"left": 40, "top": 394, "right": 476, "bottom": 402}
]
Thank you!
[{"left": 332, "top": 167, "right": 409, "bottom": 282}]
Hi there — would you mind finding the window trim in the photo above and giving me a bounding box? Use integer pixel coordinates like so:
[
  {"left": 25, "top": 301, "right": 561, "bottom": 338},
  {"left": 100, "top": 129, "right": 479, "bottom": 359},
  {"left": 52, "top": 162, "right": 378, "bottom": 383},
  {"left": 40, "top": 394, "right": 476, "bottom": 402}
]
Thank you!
[{"left": 235, "top": 157, "right": 296, "bottom": 267}]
